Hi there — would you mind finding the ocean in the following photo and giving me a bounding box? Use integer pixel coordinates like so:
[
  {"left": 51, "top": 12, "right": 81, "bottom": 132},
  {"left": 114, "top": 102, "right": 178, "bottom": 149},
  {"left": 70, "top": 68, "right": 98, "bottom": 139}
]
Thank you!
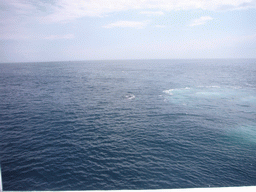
[{"left": 0, "top": 59, "right": 255, "bottom": 190}]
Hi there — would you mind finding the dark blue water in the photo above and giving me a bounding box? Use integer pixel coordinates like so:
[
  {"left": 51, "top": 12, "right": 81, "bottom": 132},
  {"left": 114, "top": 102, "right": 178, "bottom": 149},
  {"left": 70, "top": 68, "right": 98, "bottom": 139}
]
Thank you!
[{"left": 1, "top": 59, "right": 256, "bottom": 190}]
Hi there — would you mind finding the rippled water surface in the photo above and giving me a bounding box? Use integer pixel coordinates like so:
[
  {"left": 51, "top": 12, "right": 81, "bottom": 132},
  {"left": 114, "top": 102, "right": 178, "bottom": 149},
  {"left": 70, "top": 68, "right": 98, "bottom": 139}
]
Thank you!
[{"left": 1, "top": 59, "right": 256, "bottom": 190}]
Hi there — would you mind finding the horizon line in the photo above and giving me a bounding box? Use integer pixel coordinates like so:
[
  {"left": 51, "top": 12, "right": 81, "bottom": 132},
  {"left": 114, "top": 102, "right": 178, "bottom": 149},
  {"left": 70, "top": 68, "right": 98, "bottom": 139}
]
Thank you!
[{"left": 1, "top": 58, "right": 256, "bottom": 64}]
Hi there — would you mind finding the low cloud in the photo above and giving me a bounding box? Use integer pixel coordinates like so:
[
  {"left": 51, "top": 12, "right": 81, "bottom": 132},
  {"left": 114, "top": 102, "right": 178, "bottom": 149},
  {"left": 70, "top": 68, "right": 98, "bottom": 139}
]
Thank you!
[
  {"left": 103, "top": 20, "right": 149, "bottom": 28},
  {"left": 0, "top": 33, "right": 29, "bottom": 40},
  {"left": 43, "top": 34, "right": 75, "bottom": 40},
  {"left": 46, "top": 0, "right": 256, "bottom": 23},
  {"left": 2, "top": 0, "right": 254, "bottom": 23},
  {"left": 0, "top": 33, "right": 75, "bottom": 40},
  {"left": 189, "top": 16, "right": 213, "bottom": 27},
  {"left": 154, "top": 25, "right": 166, "bottom": 28},
  {"left": 140, "top": 11, "right": 164, "bottom": 16}
]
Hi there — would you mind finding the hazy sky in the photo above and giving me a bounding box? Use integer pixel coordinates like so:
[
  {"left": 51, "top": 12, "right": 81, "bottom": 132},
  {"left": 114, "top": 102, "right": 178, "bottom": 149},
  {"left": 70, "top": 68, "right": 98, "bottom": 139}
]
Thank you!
[{"left": 1, "top": 0, "right": 256, "bottom": 62}]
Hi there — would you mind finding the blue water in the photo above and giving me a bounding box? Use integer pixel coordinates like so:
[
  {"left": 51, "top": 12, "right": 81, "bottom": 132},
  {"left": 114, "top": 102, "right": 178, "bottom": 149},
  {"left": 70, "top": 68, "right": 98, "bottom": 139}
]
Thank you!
[{"left": 0, "top": 59, "right": 256, "bottom": 190}]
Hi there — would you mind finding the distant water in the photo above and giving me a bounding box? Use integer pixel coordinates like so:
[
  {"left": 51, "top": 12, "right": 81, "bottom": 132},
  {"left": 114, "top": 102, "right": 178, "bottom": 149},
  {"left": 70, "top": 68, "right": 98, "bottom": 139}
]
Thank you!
[{"left": 0, "top": 59, "right": 256, "bottom": 190}]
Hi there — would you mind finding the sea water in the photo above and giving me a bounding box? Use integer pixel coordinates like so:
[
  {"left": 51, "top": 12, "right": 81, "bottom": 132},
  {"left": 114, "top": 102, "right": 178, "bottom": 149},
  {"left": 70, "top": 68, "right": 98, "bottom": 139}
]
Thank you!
[{"left": 0, "top": 59, "right": 255, "bottom": 190}]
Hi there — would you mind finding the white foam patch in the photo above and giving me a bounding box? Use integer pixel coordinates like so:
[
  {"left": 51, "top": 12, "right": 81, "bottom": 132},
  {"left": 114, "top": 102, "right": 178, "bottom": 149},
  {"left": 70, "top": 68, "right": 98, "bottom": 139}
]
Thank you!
[
  {"left": 196, "top": 91, "right": 221, "bottom": 96},
  {"left": 163, "top": 89, "right": 173, "bottom": 95},
  {"left": 163, "top": 86, "right": 256, "bottom": 144},
  {"left": 162, "top": 86, "right": 256, "bottom": 107},
  {"left": 241, "top": 96, "right": 256, "bottom": 103},
  {"left": 163, "top": 87, "right": 193, "bottom": 95},
  {"left": 227, "top": 125, "right": 256, "bottom": 144},
  {"left": 125, "top": 94, "right": 135, "bottom": 100}
]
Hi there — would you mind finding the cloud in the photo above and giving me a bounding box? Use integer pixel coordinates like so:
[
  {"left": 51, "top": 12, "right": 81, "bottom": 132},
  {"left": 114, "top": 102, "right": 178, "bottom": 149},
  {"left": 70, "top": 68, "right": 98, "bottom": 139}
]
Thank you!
[
  {"left": 0, "top": 33, "right": 29, "bottom": 40},
  {"left": 50, "top": 1, "right": 256, "bottom": 23},
  {"left": 2, "top": 0, "right": 253, "bottom": 23},
  {"left": 189, "top": 16, "right": 213, "bottom": 27},
  {"left": 43, "top": 34, "right": 75, "bottom": 40},
  {"left": 0, "top": 0, "right": 48, "bottom": 40},
  {"left": 103, "top": 20, "right": 149, "bottom": 28},
  {"left": 154, "top": 25, "right": 166, "bottom": 28},
  {"left": 140, "top": 11, "right": 164, "bottom": 16},
  {"left": 0, "top": 33, "right": 75, "bottom": 40},
  {"left": 1, "top": 0, "right": 38, "bottom": 14}
]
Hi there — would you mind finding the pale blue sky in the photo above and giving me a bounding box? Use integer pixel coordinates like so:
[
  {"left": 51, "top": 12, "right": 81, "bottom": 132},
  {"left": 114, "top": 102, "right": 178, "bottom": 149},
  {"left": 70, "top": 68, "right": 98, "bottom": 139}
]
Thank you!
[{"left": 1, "top": 0, "right": 256, "bottom": 62}]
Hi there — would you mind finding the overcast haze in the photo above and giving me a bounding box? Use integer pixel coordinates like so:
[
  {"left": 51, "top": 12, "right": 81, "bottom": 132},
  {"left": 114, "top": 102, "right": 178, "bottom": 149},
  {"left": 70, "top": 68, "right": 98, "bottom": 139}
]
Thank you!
[{"left": 1, "top": 0, "right": 256, "bottom": 63}]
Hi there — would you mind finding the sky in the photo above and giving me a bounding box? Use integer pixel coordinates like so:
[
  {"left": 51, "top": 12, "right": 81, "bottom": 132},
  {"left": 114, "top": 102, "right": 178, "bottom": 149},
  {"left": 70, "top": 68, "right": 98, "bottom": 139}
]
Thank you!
[{"left": 0, "top": 0, "right": 256, "bottom": 62}]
